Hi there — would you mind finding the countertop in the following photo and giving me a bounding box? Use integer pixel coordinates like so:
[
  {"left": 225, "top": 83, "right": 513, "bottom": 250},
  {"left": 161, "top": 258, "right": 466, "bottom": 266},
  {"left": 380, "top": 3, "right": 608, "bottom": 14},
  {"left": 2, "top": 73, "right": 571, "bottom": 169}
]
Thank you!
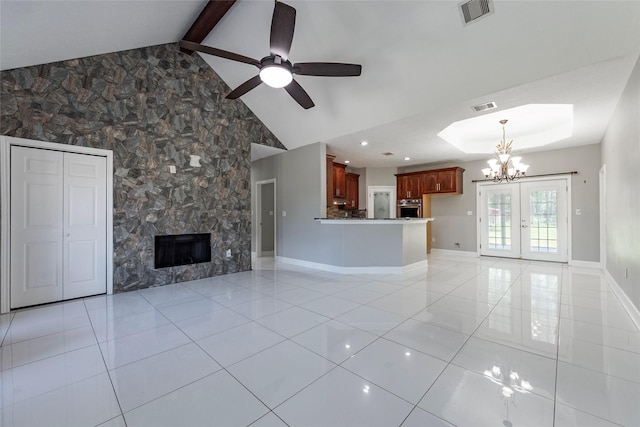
[{"left": 315, "top": 218, "right": 434, "bottom": 225}]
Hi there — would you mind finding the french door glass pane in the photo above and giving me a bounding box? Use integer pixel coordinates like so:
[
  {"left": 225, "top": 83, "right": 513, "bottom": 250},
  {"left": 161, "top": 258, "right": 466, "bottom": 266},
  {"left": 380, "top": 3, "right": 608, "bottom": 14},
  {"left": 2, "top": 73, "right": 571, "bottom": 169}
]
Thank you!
[
  {"left": 529, "top": 190, "right": 558, "bottom": 253},
  {"left": 488, "top": 192, "right": 512, "bottom": 250}
]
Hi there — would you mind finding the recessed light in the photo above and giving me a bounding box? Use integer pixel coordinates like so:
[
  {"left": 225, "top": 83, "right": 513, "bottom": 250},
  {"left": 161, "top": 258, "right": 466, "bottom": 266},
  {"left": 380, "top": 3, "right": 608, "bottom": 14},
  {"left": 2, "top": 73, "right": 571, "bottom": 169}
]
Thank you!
[
  {"left": 360, "top": 141, "right": 368, "bottom": 146},
  {"left": 404, "top": 157, "right": 410, "bottom": 161},
  {"left": 344, "top": 160, "right": 350, "bottom": 164}
]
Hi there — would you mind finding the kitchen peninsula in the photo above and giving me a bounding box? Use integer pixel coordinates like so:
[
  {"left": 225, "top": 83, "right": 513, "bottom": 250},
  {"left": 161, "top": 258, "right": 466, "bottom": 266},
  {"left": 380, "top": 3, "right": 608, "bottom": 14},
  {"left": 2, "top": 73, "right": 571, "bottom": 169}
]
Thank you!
[{"left": 298, "top": 218, "right": 434, "bottom": 274}]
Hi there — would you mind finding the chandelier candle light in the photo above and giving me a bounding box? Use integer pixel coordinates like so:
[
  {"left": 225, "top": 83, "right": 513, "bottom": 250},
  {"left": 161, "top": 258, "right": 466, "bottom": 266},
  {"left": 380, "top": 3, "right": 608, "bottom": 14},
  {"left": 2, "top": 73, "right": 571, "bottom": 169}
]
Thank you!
[{"left": 482, "top": 119, "right": 529, "bottom": 182}]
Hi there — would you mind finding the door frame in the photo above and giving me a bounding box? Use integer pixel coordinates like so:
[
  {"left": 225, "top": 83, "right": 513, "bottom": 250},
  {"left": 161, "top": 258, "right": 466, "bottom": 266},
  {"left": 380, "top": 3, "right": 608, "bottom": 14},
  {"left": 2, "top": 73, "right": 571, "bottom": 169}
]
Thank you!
[
  {"left": 599, "top": 165, "right": 606, "bottom": 271},
  {"left": 255, "top": 178, "right": 276, "bottom": 258},
  {"left": 367, "top": 186, "right": 397, "bottom": 218},
  {"left": 1, "top": 136, "right": 114, "bottom": 314},
  {"left": 475, "top": 175, "right": 572, "bottom": 262}
]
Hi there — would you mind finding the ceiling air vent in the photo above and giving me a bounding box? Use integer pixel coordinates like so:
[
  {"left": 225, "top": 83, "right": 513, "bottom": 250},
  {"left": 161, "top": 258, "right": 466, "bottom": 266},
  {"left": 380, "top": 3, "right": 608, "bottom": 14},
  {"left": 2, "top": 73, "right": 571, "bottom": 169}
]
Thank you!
[
  {"left": 471, "top": 101, "right": 497, "bottom": 112},
  {"left": 459, "top": 0, "right": 494, "bottom": 25},
  {"left": 381, "top": 152, "right": 395, "bottom": 156}
]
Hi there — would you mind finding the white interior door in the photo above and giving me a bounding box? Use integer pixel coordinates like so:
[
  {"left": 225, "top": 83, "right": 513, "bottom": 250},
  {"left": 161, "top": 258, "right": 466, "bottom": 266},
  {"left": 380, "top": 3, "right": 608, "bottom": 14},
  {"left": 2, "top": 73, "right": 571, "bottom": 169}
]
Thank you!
[
  {"left": 11, "top": 147, "right": 107, "bottom": 308},
  {"left": 63, "top": 152, "right": 107, "bottom": 299},
  {"left": 479, "top": 179, "right": 568, "bottom": 262},
  {"left": 11, "top": 146, "right": 64, "bottom": 307},
  {"left": 480, "top": 183, "right": 521, "bottom": 258}
]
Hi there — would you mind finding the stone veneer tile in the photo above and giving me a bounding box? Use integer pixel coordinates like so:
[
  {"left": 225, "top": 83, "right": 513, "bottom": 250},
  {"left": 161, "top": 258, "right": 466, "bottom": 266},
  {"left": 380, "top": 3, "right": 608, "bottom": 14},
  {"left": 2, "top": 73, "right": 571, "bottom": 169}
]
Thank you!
[{"left": 1, "top": 43, "right": 286, "bottom": 292}]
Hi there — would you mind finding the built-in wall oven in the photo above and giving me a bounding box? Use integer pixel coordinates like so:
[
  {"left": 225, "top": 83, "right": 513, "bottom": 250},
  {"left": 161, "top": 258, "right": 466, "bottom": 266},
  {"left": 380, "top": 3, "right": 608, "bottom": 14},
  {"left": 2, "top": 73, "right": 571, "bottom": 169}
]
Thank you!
[{"left": 397, "top": 199, "right": 422, "bottom": 218}]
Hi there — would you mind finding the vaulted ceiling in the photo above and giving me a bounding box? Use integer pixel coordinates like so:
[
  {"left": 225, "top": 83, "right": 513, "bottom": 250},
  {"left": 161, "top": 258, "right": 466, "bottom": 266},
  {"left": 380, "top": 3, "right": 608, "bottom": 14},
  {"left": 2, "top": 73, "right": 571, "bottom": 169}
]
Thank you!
[{"left": 2, "top": 1, "right": 639, "bottom": 167}]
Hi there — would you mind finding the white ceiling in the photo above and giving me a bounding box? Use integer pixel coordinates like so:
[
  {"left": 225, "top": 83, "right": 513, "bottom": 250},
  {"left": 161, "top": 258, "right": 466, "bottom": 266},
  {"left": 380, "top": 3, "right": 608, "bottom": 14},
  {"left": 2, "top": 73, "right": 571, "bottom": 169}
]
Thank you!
[{"left": 2, "top": 1, "right": 639, "bottom": 168}]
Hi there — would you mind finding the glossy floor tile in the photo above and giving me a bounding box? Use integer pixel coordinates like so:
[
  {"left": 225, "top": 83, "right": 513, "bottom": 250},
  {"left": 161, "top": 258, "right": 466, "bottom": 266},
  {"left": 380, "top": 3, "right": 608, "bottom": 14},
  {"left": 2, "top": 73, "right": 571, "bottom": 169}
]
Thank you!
[{"left": 1, "top": 254, "right": 638, "bottom": 426}]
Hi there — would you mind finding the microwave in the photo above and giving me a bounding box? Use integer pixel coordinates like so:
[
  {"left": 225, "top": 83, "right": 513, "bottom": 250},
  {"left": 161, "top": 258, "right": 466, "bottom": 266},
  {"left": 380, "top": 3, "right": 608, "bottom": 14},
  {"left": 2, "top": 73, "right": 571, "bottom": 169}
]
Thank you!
[{"left": 397, "top": 199, "right": 422, "bottom": 218}]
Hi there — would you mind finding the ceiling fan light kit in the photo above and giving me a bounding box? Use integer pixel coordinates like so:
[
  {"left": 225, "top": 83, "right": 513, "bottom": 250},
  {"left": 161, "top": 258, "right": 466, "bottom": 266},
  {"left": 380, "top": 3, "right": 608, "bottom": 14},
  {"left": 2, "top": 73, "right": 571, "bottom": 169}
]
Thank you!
[
  {"left": 180, "top": 1, "right": 362, "bottom": 109},
  {"left": 258, "top": 55, "right": 294, "bottom": 88}
]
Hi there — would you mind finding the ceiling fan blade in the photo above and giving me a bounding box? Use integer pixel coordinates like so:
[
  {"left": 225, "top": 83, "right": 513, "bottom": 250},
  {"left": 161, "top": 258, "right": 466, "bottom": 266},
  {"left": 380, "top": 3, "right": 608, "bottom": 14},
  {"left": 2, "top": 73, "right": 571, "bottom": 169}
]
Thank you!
[
  {"left": 293, "top": 62, "right": 362, "bottom": 77},
  {"left": 270, "top": 2, "right": 296, "bottom": 60},
  {"left": 179, "top": 40, "right": 260, "bottom": 67},
  {"left": 226, "top": 75, "right": 263, "bottom": 99},
  {"left": 284, "top": 79, "right": 314, "bottom": 109}
]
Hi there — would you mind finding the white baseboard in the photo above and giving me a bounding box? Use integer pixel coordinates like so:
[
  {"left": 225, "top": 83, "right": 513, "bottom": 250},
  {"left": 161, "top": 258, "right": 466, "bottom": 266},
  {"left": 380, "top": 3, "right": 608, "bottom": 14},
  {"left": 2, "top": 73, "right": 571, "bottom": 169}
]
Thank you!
[
  {"left": 568, "top": 260, "right": 600, "bottom": 269},
  {"left": 430, "top": 249, "right": 478, "bottom": 258},
  {"left": 276, "top": 256, "right": 428, "bottom": 275},
  {"left": 605, "top": 270, "right": 640, "bottom": 331}
]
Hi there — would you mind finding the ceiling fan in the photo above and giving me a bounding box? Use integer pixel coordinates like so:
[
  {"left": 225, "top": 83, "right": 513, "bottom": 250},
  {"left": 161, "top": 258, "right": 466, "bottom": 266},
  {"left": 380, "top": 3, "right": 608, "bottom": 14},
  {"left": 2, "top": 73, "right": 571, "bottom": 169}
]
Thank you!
[{"left": 180, "top": 1, "right": 362, "bottom": 109}]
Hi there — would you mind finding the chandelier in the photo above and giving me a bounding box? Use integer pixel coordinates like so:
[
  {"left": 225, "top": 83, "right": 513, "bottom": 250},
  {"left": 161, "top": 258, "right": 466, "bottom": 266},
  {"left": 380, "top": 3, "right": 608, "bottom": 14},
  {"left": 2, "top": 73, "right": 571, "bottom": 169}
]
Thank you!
[{"left": 481, "top": 119, "right": 529, "bottom": 182}]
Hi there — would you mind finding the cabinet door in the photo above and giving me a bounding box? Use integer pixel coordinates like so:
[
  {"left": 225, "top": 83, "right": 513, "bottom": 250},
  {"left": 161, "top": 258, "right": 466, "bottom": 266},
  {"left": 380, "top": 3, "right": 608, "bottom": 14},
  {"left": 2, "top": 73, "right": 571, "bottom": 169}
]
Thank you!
[
  {"left": 346, "top": 173, "right": 359, "bottom": 209},
  {"left": 437, "top": 169, "right": 457, "bottom": 193},
  {"left": 408, "top": 174, "right": 422, "bottom": 198},
  {"left": 397, "top": 175, "right": 410, "bottom": 199},
  {"left": 333, "top": 163, "right": 347, "bottom": 197},
  {"left": 423, "top": 172, "right": 438, "bottom": 194}
]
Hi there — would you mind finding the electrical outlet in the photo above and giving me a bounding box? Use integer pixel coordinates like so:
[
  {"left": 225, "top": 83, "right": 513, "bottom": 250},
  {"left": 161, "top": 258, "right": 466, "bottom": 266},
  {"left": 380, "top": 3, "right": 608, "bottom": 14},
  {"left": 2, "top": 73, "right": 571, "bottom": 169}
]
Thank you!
[
  {"left": 169, "top": 165, "right": 176, "bottom": 174},
  {"left": 282, "top": 211, "right": 287, "bottom": 217},
  {"left": 467, "top": 211, "right": 473, "bottom": 216},
  {"left": 575, "top": 209, "right": 582, "bottom": 215},
  {"left": 225, "top": 249, "right": 231, "bottom": 258},
  {"left": 432, "top": 238, "right": 436, "bottom": 243}
]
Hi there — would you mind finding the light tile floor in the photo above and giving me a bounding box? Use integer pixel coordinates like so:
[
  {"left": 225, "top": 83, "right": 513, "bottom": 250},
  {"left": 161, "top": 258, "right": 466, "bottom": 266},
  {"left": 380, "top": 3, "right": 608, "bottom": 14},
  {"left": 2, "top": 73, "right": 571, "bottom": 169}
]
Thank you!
[{"left": 1, "top": 254, "right": 639, "bottom": 427}]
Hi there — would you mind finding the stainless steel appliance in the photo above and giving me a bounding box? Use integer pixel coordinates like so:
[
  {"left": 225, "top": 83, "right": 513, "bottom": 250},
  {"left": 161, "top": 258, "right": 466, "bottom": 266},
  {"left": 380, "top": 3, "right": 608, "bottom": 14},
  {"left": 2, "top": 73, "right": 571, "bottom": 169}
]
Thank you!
[{"left": 397, "top": 199, "right": 422, "bottom": 218}]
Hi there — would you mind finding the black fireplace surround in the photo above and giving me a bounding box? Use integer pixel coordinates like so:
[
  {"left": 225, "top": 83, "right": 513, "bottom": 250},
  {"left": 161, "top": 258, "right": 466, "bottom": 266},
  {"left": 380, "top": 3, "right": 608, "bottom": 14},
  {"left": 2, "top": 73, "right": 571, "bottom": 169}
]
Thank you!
[{"left": 154, "top": 233, "right": 212, "bottom": 269}]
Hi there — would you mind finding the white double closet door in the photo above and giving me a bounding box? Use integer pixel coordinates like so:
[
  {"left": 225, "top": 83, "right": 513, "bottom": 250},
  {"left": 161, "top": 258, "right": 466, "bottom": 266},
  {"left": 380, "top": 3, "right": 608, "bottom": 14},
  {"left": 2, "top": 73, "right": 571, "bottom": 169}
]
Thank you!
[
  {"left": 479, "top": 179, "right": 568, "bottom": 262},
  {"left": 11, "top": 146, "right": 107, "bottom": 308}
]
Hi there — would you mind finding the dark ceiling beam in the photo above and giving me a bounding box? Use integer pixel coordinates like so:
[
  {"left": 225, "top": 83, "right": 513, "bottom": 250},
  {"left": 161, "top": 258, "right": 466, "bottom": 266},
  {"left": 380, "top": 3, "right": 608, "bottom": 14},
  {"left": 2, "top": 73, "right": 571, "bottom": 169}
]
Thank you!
[{"left": 180, "top": 0, "right": 237, "bottom": 54}]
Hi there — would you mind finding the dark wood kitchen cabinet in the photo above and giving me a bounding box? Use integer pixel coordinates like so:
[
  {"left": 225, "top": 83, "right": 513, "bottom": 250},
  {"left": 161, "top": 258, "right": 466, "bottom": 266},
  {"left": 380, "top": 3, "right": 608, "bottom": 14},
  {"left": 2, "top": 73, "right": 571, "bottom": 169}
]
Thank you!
[
  {"left": 397, "top": 167, "right": 464, "bottom": 198},
  {"left": 333, "top": 162, "right": 347, "bottom": 198},
  {"left": 423, "top": 167, "right": 464, "bottom": 194},
  {"left": 345, "top": 173, "right": 359, "bottom": 209},
  {"left": 396, "top": 172, "right": 425, "bottom": 200},
  {"left": 326, "top": 154, "right": 335, "bottom": 206}
]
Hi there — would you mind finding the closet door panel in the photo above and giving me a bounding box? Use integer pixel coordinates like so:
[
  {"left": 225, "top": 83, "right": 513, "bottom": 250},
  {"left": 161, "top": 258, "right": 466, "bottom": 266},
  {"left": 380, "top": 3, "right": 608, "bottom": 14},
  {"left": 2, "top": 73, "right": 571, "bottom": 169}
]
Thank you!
[
  {"left": 63, "top": 152, "right": 107, "bottom": 299},
  {"left": 10, "top": 147, "right": 64, "bottom": 308}
]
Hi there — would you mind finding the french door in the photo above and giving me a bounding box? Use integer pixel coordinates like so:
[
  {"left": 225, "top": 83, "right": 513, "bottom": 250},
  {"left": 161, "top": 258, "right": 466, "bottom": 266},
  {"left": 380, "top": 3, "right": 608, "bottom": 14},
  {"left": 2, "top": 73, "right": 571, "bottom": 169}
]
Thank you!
[
  {"left": 11, "top": 146, "right": 107, "bottom": 308},
  {"left": 479, "top": 179, "right": 568, "bottom": 262}
]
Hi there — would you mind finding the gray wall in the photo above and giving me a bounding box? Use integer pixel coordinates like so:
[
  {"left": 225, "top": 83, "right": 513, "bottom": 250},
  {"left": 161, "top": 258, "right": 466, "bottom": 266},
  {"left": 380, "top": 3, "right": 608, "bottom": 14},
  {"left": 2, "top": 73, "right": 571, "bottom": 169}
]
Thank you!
[
  {"left": 252, "top": 142, "right": 333, "bottom": 263},
  {"left": 1, "top": 43, "right": 285, "bottom": 292},
  {"left": 601, "top": 55, "right": 640, "bottom": 308},
  {"left": 399, "top": 144, "right": 601, "bottom": 262}
]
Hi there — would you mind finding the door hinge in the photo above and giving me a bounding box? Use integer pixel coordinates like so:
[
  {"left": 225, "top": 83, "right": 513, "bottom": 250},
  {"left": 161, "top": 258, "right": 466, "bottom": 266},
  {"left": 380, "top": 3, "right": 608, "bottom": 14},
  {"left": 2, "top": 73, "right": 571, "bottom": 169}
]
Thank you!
[
  {"left": 479, "top": 217, "right": 481, "bottom": 222},
  {"left": 480, "top": 243, "right": 482, "bottom": 249}
]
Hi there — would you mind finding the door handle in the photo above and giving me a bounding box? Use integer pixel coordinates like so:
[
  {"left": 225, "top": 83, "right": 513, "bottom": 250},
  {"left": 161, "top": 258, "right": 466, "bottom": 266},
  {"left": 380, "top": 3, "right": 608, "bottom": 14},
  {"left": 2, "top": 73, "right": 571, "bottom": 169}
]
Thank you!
[{"left": 521, "top": 225, "right": 528, "bottom": 228}]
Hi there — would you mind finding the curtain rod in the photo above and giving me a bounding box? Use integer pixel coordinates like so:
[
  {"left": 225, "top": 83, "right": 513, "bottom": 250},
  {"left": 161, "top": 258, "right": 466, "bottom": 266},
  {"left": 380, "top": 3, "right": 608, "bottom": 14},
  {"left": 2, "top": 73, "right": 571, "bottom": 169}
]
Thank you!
[{"left": 471, "top": 171, "right": 578, "bottom": 183}]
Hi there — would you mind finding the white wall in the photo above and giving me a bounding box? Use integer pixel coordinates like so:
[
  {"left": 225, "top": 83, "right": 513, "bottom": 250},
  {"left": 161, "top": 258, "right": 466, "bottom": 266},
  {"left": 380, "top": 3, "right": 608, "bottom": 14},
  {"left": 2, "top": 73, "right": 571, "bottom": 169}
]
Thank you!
[{"left": 601, "top": 54, "right": 640, "bottom": 308}]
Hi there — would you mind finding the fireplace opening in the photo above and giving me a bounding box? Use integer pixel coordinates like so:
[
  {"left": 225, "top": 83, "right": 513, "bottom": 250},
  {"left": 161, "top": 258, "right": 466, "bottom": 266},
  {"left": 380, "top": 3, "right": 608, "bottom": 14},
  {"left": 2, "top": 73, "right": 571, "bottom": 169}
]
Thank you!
[{"left": 154, "top": 233, "right": 212, "bottom": 269}]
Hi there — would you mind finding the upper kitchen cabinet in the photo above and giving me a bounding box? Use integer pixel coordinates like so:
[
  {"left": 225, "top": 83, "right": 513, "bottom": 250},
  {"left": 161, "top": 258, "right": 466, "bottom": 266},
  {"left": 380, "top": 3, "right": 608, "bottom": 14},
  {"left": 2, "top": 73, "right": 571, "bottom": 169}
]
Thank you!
[
  {"left": 426, "top": 167, "right": 464, "bottom": 194},
  {"left": 326, "top": 154, "right": 335, "bottom": 206},
  {"left": 396, "top": 172, "right": 424, "bottom": 200},
  {"left": 345, "top": 173, "right": 359, "bottom": 209},
  {"left": 333, "top": 162, "right": 347, "bottom": 198},
  {"left": 397, "top": 166, "right": 464, "bottom": 198}
]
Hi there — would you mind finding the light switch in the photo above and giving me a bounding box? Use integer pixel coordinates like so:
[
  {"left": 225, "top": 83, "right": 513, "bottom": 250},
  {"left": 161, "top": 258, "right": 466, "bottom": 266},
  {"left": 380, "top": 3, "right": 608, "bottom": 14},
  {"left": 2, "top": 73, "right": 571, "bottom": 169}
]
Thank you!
[
  {"left": 467, "top": 211, "right": 473, "bottom": 216},
  {"left": 575, "top": 209, "right": 582, "bottom": 215},
  {"left": 282, "top": 211, "right": 287, "bottom": 217},
  {"left": 169, "top": 165, "right": 176, "bottom": 174},
  {"left": 269, "top": 210, "right": 274, "bottom": 216}
]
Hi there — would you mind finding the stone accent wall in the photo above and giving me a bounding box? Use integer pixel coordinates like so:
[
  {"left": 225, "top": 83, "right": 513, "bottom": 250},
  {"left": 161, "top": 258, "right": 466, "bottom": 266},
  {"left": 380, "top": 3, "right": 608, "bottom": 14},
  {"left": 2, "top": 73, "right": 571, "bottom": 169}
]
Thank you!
[{"left": 1, "top": 43, "right": 286, "bottom": 292}]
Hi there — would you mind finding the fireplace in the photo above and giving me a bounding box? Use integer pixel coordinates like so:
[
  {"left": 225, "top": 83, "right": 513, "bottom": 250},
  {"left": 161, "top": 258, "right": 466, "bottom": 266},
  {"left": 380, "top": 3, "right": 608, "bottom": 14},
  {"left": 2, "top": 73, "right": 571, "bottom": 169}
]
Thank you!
[{"left": 154, "top": 233, "right": 212, "bottom": 269}]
